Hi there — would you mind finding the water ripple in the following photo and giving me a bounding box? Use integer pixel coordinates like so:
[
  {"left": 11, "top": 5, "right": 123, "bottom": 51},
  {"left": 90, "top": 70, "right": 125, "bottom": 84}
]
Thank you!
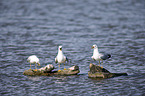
[{"left": 0, "top": 0, "right": 145, "bottom": 95}]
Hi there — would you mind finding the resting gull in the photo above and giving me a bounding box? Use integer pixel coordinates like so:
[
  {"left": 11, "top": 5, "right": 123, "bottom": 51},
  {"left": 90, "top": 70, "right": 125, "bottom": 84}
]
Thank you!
[
  {"left": 55, "top": 46, "right": 68, "bottom": 72},
  {"left": 91, "top": 44, "right": 111, "bottom": 68},
  {"left": 27, "top": 55, "right": 40, "bottom": 71}
]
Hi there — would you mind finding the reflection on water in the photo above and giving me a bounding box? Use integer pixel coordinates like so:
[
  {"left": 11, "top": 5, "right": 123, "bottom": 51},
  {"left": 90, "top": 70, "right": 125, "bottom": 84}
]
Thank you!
[
  {"left": 0, "top": 0, "right": 145, "bottom": 95},
  {"left": 27, "top": 76, "right": 40, "bottom": 81}
]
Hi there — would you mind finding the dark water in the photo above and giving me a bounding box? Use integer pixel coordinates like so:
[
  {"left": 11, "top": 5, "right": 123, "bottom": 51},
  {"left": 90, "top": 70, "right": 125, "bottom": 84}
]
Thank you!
[{"left": 0, "top": 0, "right": 145, "bottom": 95}]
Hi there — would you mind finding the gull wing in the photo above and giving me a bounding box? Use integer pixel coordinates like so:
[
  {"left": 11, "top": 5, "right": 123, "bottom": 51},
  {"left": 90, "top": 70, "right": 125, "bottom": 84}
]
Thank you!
[{"left": 101, "top": 53, "right": 111, "bottom": 60}]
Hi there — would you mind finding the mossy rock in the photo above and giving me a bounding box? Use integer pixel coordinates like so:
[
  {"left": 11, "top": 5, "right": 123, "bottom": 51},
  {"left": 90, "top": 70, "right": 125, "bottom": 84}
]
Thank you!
[
  {"left": 88, "top": 63, "right": 128, "bottom": 78},
  {"left": 23, "top": 65, "right": 80, "bottom": 76},
  {"left": 23, "top": 69, "right": 50, "bottom": 76}
]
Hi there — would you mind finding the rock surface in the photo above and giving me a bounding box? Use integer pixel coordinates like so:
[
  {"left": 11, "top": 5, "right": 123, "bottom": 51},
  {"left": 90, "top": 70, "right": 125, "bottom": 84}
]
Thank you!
[
  {"left": 38, "top": 64, "right": 54, "bottom": 72},
  {"left": 23, "top": 64, "right": 80, "bottom": 76},
  {"left": 88, "top": 63, "right": 128, "bottom": 78}
]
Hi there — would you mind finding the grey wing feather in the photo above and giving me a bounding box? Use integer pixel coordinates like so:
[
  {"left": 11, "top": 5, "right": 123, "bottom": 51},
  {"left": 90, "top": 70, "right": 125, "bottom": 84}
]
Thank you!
[{"left": 101, "top": 53, "right": 111, "bottom": 60}]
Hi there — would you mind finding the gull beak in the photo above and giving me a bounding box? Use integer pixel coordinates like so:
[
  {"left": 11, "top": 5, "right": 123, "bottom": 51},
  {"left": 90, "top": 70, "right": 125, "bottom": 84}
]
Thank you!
[
  {"left": 60, "top": 48, "right": 62, "bottom": 51},
  {"left": 91, "top": 46, "right": 94, "bottom": 49}
]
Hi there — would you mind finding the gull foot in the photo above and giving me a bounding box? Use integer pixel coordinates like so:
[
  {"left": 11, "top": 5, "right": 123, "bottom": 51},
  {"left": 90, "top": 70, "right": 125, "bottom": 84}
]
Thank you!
[
  {"left": 63, "top": 68, "right": 67, "bottom": 70},
  {"left": 33, "top": 69, "right": 38, "bottom": 71},
  {"left": 58, "top": 70, "right": 61, "bottom": 72},
  {"left": 101, "top": 67, "right": 103, "bottom": 68},
  {"left": 28, "top": 69, "right": 32, "bottom": 71}
]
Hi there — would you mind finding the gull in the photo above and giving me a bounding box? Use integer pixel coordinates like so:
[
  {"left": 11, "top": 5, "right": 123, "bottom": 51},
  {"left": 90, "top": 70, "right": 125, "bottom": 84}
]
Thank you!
[
  {"left": 55, "top": 46, "right": 68, "bottom": 72},
  {"left": 27, "top": 55, "right": 40, "bottom": 71},
  {"left": 91, "top": 44, "right": 111, "bottom": 68}
]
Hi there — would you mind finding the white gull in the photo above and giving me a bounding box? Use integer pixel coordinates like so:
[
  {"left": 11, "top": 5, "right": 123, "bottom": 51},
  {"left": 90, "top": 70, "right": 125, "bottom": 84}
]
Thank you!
[
  {"left": 27, "top": 55, "right": 40, "bottom": 71},
  {"left": 55, "top": 46, "right": 68, "bottom": 72},
  {"left": 91, "top": 44, "right": 111, "bottom": 68}
]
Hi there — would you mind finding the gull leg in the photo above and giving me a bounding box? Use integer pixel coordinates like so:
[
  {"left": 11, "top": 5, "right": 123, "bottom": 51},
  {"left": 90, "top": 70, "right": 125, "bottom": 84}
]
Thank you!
[
  {"left": 99, "top": 61, "right": 100, "bottom": 66},
  {"left": 101, "top": 60, "right": 103, "bottom": 68},
  {"left": 58, "top": 64, "right": 61, "bottom": 72},
  {"left": 63, "top": 63, "right": 66, "bottom": 70},
  {"left": 29, "top": 63, "right": 32, "bottom": 70},
  {"left": 34, "top": 63, "right": 38, "bottom": 71}
]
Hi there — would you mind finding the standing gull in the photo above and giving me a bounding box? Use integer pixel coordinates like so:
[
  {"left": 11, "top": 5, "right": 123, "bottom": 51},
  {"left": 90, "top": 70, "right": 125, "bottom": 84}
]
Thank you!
[
  {"left": 27, "top": 55, "right": 40, "bottom": 71},
  {"left": 91, "top": 44, "right": 111, "bottom": 68},
  {"left": 55, "top": 46, "right": 68, "bottom": 72}
]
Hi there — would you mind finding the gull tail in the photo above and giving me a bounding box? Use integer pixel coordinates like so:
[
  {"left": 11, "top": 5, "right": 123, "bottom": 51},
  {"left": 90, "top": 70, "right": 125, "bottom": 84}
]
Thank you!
[
  {"left": 66, "top": 57, "right": 69, "bottom": 62},
  {"left": 107, "top": 54, "right": 111, "bottom": 58},
  {"left": 101, "top": 53, "right": 111, "bottom": 60}
]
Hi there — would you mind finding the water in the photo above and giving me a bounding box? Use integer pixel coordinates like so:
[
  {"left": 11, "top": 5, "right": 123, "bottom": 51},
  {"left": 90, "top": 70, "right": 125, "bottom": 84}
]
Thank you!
[{"left": 0, "top": 0, "right": 145, "bottom": 95}]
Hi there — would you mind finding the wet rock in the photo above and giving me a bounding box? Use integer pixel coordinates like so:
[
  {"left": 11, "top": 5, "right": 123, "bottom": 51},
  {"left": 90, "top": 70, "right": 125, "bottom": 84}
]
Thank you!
[
  {"left": 23, "top": 65, "right": 80, "bottom": 76},
  {"left": 38, "top": 64, "right": 54, "bottom": 72},
  {"left": 89, "top": 63, "right": 110, "bottom": 73},
  {"left": 88, "top": 63, "right": 128, "bottom": 78}
]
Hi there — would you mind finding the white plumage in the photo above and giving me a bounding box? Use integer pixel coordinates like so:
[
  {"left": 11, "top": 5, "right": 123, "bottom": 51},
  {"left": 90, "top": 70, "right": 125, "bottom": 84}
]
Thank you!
[
  {"left": 55, "top": 46, "right": 68, "bottom": 71},
  {"left": 91, "top": 44, "right": 111, "bottom": 68},
  {"left": 27, "top": 55, "right": 40, "bottom": 70}
]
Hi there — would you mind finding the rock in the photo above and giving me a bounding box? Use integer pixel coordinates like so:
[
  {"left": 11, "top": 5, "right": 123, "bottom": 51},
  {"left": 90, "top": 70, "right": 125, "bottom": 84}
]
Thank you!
[
  {"left": 23, "top": 65, "right": 80, "bottom": 76},
  {"left": 68, "top": 65, "right": 79, "bottom": 71},
  {"left": 88, "top": 63, "right": 128, "bottom": 78},
  {"left": 38, "top": 64, "right": 54, "bottom": 72},
  {"left": 49, "top": 69, "right": 80, "bottom": 76},
  {"left": 89, "top": 63, "right": 110, "bottom": 73},
  {"left": 23, "top": 69, "right": 50, "bottom": 76}
]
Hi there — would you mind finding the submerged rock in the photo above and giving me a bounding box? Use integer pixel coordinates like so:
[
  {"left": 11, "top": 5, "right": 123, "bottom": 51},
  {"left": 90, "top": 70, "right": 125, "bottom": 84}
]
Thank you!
[
  {"left": 23, "top": 64, "right": 80, "bottom": 76},
  {"left": 88, "top": 63, "right": 128, "bottom": 78}
]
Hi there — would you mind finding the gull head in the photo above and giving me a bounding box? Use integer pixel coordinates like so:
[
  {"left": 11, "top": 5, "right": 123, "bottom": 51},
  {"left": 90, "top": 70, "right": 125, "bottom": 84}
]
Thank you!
[
  {"left": 92, "top": 44, "right": 98, "bottom": 49},
  {"left": 59, "top": 46, "right": 62, "bottom": 51}
]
